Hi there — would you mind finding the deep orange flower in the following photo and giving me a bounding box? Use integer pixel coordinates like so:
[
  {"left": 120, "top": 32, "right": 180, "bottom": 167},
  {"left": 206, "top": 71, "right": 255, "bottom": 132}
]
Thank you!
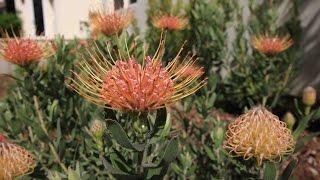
[
  {"left": 223, "top": 107, "right": 294, "bottom": 166},
  {"left": 0, "top": 138, "right": 36, "bottom": 179},
  {"left": 251, "top": 34, "right": 293, "bottom": 55},
  {"left": 0, "top": 37, "right": 54, "bottom": 66},
  {"left": 70, "top": 39, "right": 206, "bottom": 112},
  {"left": 89, "top": 8, "right": 134, "bottom": 36},
  {"left": 152, "top": 15, "right": 188, "bottom": 31}
]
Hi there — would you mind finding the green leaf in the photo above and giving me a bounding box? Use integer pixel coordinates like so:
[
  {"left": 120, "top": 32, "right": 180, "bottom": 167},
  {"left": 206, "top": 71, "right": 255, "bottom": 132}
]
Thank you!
[
  {"left": 204, "top": 145, "right": 216, "bottom": 161},
  {"left": 160, "top": 137, "right": 179, "bottom": 164},
  {"left": 263, "top": 162, "right": 277, "bottom": 180},
  {"left": 106, "top": 119, "right": 145, "bottom": 151},
  {"left": 67, "top": 167, "right": 81, "bottom": 180},
  {"left": 279, "top": 160, "right": 298, "bottom": 180}
]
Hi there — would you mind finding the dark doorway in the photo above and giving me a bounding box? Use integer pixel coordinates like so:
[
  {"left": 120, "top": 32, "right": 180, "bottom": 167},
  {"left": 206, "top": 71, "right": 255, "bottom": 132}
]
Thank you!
[
  {"left": 5, "top": 0, "right": 15, "bottom": 13},
  {"left": 114, "top": 0, "right": 124, "bottom": 10},
  {"left": 33, "top": 0, "right": 44, "bottom": 35}
]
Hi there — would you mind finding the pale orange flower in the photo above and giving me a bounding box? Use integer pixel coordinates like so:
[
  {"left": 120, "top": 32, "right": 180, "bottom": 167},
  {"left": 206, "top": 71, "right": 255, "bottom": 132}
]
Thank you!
[
  {"left": 0, "top": 37, "right": 54, "bottom": 66},
  {"left": 177, "top": 64, "right": 204, "bottom": 79},
  {"left": 223, "top": 107, "right": 294, "bottom": 166},
  {"left": 152, "top": 15, "right": 188, "bottom": 31},
  {"left": 70, "top": 38, "right": 206, "bottom": 112},
  {"left": 89, "top": 8, "right": 134, "bottom": 36},
  {"left": 251, "top": 34, "right": 293, "bottom": 55},
  {"left": 0, "top": 137, "right": 36, "bottom": 179}
]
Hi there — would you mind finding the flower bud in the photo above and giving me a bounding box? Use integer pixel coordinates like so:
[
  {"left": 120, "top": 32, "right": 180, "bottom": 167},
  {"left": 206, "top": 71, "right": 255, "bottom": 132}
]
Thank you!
[
  {"left": 89, "top": 119, "right": 106, "bottom": 138},
  {"left": 283, "top": 112, "right": 295, "bottom": 130},
  {"left": 216, "top": 127, "right": 224, "bottom": 143},
  {"left": 302, "top": 86, "right": 317, "bottom": 106}
]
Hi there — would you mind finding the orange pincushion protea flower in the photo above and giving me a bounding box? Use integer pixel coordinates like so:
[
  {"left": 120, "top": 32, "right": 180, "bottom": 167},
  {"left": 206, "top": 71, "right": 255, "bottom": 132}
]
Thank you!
[
  {"left": 0, "top": 37, "right": 54, "bottom": 66},
  {"left": 152, "top": 15, "right": 188, "bottom": 31},
  {"left": 70, "top": 39, "right": 206, "bottom": 112},
  {"left": 89, "top": 8, "right": 133, "bottom": 36},
  {"left": 0, "top": 137, "right": 36, "bottom": 179},
  {"left": 251, "top": 34, "right": 293, "bottom": 55},
  {"left": 223, "top": 107, "right": 294, "bottom": 166}
]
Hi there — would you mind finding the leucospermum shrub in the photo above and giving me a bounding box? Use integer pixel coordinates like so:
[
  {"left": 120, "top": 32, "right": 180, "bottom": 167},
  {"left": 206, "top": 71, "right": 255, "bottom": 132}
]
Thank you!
[
  {"left": 0, "top": 38, "right": 100, "bottom": 178},
  {"left": 67, "top": 34, "right": 206, "bottom": 179}
]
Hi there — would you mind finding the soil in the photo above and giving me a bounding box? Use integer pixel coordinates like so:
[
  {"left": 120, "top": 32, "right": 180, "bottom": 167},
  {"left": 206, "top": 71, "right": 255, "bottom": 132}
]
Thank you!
[{"left": 293, "top": 135, "right": 320, "bottom": 180}]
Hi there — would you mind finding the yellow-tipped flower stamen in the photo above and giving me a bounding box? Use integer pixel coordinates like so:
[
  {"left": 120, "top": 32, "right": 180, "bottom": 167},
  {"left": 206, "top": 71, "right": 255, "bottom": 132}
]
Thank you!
[
  {"left": 251, "top": 34, "right": 293, "bottom": 55},
  {"left": 223, "top": 107, "right": 295, "bottom": 166},
  {"left": 69, "top": 38, "right": 206, "bottom": 112}
]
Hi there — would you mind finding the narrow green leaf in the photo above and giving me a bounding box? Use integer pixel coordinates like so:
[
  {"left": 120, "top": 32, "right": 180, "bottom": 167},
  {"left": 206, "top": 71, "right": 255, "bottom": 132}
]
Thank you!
[
  {"left": 161, "top": 137, "right": 179, "bottom": 164},
  {"left": 280, "top": 160, "right": 298, "bottom": 180},
  {"left": 106, "top": 119, "right": 145, "bottom": 151},
  {"left": 204, "top": 145, "right": 216, "bottom": 161}
]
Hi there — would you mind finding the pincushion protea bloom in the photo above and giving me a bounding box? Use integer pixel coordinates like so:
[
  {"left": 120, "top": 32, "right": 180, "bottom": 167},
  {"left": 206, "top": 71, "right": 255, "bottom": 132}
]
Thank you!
[
  {"left": 223, "top": 107, "right": 294, "bottom": 166},
  {"left": 89, "top": 8, "right": 134, "bottom": 36},
  {"left": 0, "top": 135, "right": 36, "bottom": 179},
  {"left": 0, "top": 37, "right": 54, "bottom": 66},
  {"left": 251, "top": 34, "right": 293, "bottom": 55},
  {"left": 152, "top": 15, "right": 188, "bottom": 31},
  {"left": 70, "top": 39, "right": 206, "bottom": 112}
]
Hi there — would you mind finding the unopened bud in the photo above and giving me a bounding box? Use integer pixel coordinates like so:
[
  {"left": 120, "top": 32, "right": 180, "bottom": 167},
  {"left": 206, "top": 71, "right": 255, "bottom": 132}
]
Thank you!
[
  {"left": 90, "top": 120, "right": 106, "bottom": 138},
  {"left": 302, "top": 86, "right": 317, "bottom": 106},
  {"left": 283, "top": 112, "right": 295, "bottom": 130},
  {"left": 216, "top": 127, "right": 224, "bottom": 143}
]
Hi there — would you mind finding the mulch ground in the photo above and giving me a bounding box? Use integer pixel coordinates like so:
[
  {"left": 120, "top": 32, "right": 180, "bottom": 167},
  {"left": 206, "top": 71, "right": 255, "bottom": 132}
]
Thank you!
[{"left": 293, "top": 135, "right": 320, "bottom": 179}]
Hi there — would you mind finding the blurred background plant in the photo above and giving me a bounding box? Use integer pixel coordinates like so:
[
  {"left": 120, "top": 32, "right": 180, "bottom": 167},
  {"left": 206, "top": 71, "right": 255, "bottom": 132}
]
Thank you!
[{"left": 0, "top": 13, "right": 22, "bottom": 37}]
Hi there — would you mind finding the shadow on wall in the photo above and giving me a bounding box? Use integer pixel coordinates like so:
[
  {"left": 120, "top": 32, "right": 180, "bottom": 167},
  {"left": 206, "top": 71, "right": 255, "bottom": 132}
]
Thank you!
[{"left": 290, "top": 0, "right": 320, "bottom": 96}]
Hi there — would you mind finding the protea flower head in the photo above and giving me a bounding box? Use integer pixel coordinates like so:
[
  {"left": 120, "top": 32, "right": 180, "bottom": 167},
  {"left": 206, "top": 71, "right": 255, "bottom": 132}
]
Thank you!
[
  {"left": 89, "top": 6, "right": 134, "bottom": 36},
  {"left": 251, "top": 34, "right": 293, "bottom": 55},
  {"left": 152, "top": 15, "right": 188, "bottom": 31},
  {"left": 0, "top": 136, "right": 36, "bottom": 179},
  {"left": 0, "top": 37, "right": 54, "bottom": 66},
  {"left": 90, "top": 119, "right": 106, "bottom": 138},
  {"left": 223, "top": 107, "right": 294, "bottom": 166},
  {"left": 70, "top": 37, "right": 206, "bottom": 112}
]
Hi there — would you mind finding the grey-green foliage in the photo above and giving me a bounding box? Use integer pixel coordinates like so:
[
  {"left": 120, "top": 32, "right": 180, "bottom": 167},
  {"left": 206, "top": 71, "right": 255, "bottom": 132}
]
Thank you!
[
  {"left": 188, "top": 0, "right": 302, "bottom": 112},
  {"left": 0, "top": 37, "right": 101, "bottom": 178}
]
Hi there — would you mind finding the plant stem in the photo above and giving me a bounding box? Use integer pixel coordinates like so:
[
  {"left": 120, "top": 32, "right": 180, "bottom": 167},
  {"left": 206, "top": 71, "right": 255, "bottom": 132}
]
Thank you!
[
  {"left": 305, "top": 106, "right": 311, "bottom": 116},
  {"left": 33, "top": 95, "right": 50, "bottom": 137},
  {"left": 49, "top": 143, "right": 69, "bottom": 174}
]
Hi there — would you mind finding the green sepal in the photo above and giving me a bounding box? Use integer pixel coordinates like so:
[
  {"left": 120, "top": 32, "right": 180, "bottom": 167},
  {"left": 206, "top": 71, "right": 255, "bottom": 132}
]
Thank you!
[{"left": 263, "top": 162, "right": 277, "bottom": 180}]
